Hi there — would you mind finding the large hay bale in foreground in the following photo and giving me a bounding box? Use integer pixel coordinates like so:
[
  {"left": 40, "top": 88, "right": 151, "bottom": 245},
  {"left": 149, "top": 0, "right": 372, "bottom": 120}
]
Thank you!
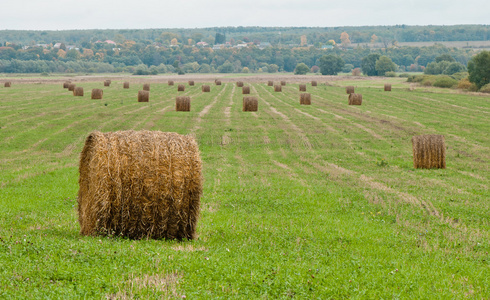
[
  {"left": 138, "top": 90, "right": 149, "bottom": 102},
  {"left": 68, "top": 84, "right": 76, "bottom": 91},
  {"left": 4, "top": 82, "right": 11, "bottom": 87},
  {"left": 63, "top": 81, "right": 71, "bottom": 88},
  {"left": 215, "top": 80, "right": 221, "bottom": 85},
  {"left": 311, "top": 81, "right": 317, "bottom": 86},
  {"left": 143, "top": 84, "right": 150, "bottom": 91},
  {"left": 78, "top": 130, "right": 202, "bottom": 240},
  {"left": 123, "top": 82, "right": 130, "bottom": 89},
  {"left": 242, "top": 86, "right": 250, "bottom": 94},
  {"left": 412, "top": 135, "right": 446, "bottom": 169},
  {"left": 178, "top": 84, "right": 185, "bottom": 92},
  {"left": 281, "top": 81, "right": 286, "bottom": 86},
  {"left": 188, "top": 80, "right": 195, "bottom": 86},
  {"left": 300, "top": 93, "right": 311, "bottom": 105},
  {"left": 348, "top": 93, "right": 362, "bottom": 105},
  {"left": 104, "top": 80, "right": 111, "bottom": 87},
  {"left": 346, "top": 86, "right": 355, "bottom": 94},
  {"left": 73, "top": 87, "right": 84, "bottom": 96},
  {"left": 91, "top": 89, "right": 103, "bottom": 99},
  {"left": 202, "top": 85, "right": 210, "bottom": 92},
  {"left": 299, "top": 84, "right": 306, "bottom": 92},
  {"left": 384, "top": 84, "right": 392, "bottom": 91},
  {"left": 176, "top": 96, "right": 191, "bottom": 111},
  {"left": 267, "top": 81, "right": 273, "bottom": 86},
  {"left": 236, "top": 81, "right": 244, "bottom": 87},
  {"left": 274, "top": 85, "right": 282, "bottom": 92},
  {"left": 243, "top": 97, "right": 258, "bottom": 111}
]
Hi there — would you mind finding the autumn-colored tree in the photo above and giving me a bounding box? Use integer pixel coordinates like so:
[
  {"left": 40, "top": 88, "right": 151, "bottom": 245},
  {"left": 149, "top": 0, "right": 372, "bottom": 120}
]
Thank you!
[
  {"left": 171, "top": 38, "right": 178, "bottom": 46},
  {"left": 57, "top": 49, "right": 66, "bottom": 58},
  {"left": 300, "top": 35, "right": 307, "bottom": 46},
  {"left": 188, "top": 39, "right": 193, "bottom": 45},
  {"left": 82, "top": 49, "right": 94, "bottom": 59},
  {"left": 370, "top": 34, "right": 378, "bottom": 44},
  {"left": 326, "top": 40, "right": 336, "bottom": 46},
  {"left": 340, "top": 32, "right": 350, "bottom": 48}
]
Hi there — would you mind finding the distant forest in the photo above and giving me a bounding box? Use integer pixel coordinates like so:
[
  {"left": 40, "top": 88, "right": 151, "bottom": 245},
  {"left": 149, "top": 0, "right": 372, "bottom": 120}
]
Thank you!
[{"left": 0, "top": 25, "right": 488, "bottom": 74}]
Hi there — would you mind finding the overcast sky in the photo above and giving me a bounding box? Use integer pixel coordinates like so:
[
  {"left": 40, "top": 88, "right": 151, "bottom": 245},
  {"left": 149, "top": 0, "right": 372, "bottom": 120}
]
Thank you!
[{"left": 1, "top": 0, "right": 488, "bottom": 30}]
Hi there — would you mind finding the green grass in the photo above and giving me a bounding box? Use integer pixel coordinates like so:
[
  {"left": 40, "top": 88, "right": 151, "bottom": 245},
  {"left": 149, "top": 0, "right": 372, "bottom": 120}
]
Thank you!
[{"left": 0, "top": 79, "right": 489, "bottom": 298}]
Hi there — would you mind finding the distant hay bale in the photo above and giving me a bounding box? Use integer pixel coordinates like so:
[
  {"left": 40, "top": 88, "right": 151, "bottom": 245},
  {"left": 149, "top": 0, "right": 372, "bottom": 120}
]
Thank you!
[
  {"left": 274, "top": 85, "right": 282, "bottom": 92},
  {"left": 73, "top": 87, "right": 84, "bottom": 96},
  {"left": 215, "top": 80, "right": 221, "bottom": 85},
  {"left": 178, "top": 84, "right": 185, "bottom": 92},
  {"left": 202, "top": 85, "right": 210, "bottom": 92},
  {"left": 91, "top": 89, "right": 103, "bottom": 99},
  {"left": 236, "top": 81, "right": 244, "bottom": 87},
  {"left": 4, "top": 82, "right": 11, "bottom": 87},
  {"left": 176, "top": 96, "right": 191, "bottom": 111},
  {"left": 242, "top": 86, "right": 250, "bottom": 94},
  {"left": 188, "top": 80, "right": 195, "bottom": 86},
  {"left": 243, "top": 97, "right": 258, "bottom": 111},
  {"left": 281, "top": 81, "right": 286, "bottom": 86},
  {"left": 168, "top": 80, "right": 174, "bottom": 86},
  {"left": 311, "top": 81, "right": 317, "bottom": 86},
  {"left": 138, "top": 90, "right": 149, "bottom": 102},
  {"left": 412, "top": 135, "right": 446, "bottom": 169},
  {"left": 104, "top": 80, "right": 111, "bottom": 87},
  {"left": 123, "top": 82, "right": 130, "bottom": 89},
  {"left": 299, "top": 84, "right": 306, "bottom": 91},
  {"left": 78, "top": 130, "right": 202, "bottom": 240},
  {"left": 63, "top": 81, "right": 71, "bottom": 88},
  {"left": 348, "top": 93, "right": 362, "bottom": 105},
  {"left": 68, "top": 84, "right": 76, "bottom": 91},
  {"left": 346, "top": 86, "right": 355, "bottom": 94},
  {"left": 267, "top": 81, "right": 273, "bottom": 86},
  {"left": 143, "top": 84, "right": 150, "bottom": 91},
  {"left": 300, "top": 93, "right": 311, "bottom": 105},
  {"left": 384, "top": 84, "right": 392, "bottom": 91}
]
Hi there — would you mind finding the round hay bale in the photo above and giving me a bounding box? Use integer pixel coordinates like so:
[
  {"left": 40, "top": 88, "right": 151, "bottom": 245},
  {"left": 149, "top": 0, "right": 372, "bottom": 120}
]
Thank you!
[
  {"left": 188, "top": 80, "right": 195, "bottom": 86},
  {"left": 123, "top": 82, "right": 130, "bottom": 89},
  {"left": 78, "top": 130, "right": 202, "bottom": 240},
  {"left": 73, "top": 87, "right": 84, "bottom": 96},
  {"left": 299, "top": 84, "right": 306, "bottom": 92},
  {"left": 176, "top": 96, "right": 191, "bottom": 111},
  {"left": 138, "top": 90, "right": 149, "bottom": 102},
  {"left": 168, "top": 80, "right": 174, "bottom": 86},
  {"left": 281, "top": 81, "right": 286, "bottom": 86},
  {"left": 346, "top": 86, "right": 355, "bottom": 94},
  {"left": 104, "top": 80, "right": 111, "bottom": 87},
  {"left": 242, "top": 86, "right": 250, "bottom": 94},
  {"left": 91, "top": 89, "right": 103, "bottom": 100},
  {"left": 178, "top": 84, "right": 185, "bottom": 92},
  {"left": 300, "top": 93, "right": 311, "bottom": 105},
  {"left": 348, "top": 93, "right": 362, "bottom": 105},
  {"left": 202, "top": 85, "right": 210, "bottom": 92},
  {"left": 215, "top": 80, "right": 221, "bottom": 85},
  {"left": 274, "top": 85, "right": 282, "bottom": 92},
  {"left": 243, "top": 97, "right": 258, "bottom": 112},
  {"left": 68, "top": 84, "right": 76, "bottom": 91},
  {"left": 384, "top": 84, "right": 392, "bottom": 91},
  {"left": 143, "top": 84, "right": 150, "bottom": 91},
  {"left": 267, "top": 81, "right": 274, "bottom": 86},
  {"left": 311, "top": 81, "right": 317, "bottom": 86},
  {"left": 63, "top": 81, "right": 71, "bottom": 88},
  {"left": 412, "top": 135, "right": 446, "bottom": 169},
  {"left": 4, "top": 82, "right": 12, "bottom": 88},
  {"left": 236, "top": 81, "right": 244, "bottom": 87}
]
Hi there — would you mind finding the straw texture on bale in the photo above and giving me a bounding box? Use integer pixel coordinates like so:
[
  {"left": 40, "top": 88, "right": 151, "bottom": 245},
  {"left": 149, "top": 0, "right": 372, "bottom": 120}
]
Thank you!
[
  {"left": 281, "top": 81, "right": 286, "bottom": 86},
  {"left": 299, "top": 84, "right": 306, "bottom": 92},
  {"left": 242, "top": 86, "right": 250, "bottom": 94},
  {"left": 300, "top": 93, "right": 311, "bottom": 105},
  {"left": 123, "top": 82, "right": 130, "bottom": 89},
  {"left": 348, "top": 93, "right": 362, "bottom": 105},
  {"left": 202, "top": 85, "right": 210, "bottom": 92},
  {"left": 412, "top": 135, "right": 446, "bottom": 169},
  {"left": 138, "top": 90, "right": 149, "bottom": 102},
  {"left": 73, "top": 87, "right": 84, "bottom": 96},
  {"left": 311, "top": 81, "right": 317, "bottom": 86},
  {"left": 267, "top": 81, "right": 273, "bottom": 86},
  {"left": 78, "top": 130, "right": 203, "bottom": 240},
  {"left": 274, "top": 85, "right": 282, "bottom": 92},
  {"left": 104, "top": 80, "right": 111, "bottom": 87},
  {"left": 176, "top": 96, "right": 191, "bottom": 111},
  {"left": 188, "top": 81, "right": 195, "bottom": 86},
  {"left": 178, "top": 84, "right": 185, "bottom": 92},
  {"left": 68, "top": 84, "right": 76, "bottom": 91},
  {"left": 236, "top": 81, "right": 244, "bottom": 87},
  {"left": 143, "top": 84, "right": 150, "bottom": 91},
  {"left": 346, "top": 86, "right": 355, "bottom": 94},
  {"left": 215, "top": 80, "right": 221, "bottom": 85},
  {"left": 4, "top": 82, "right": 12, "bottom": 87},
  {"left": 91, "top": 89, "right": 103, "bottom": 99},
  {"left": 243, "top": 97, "right": 258, "bottom": 112},
  {"left": 168, "top": 80, "right": 174, "bottom": 86},
  {"left": 63, "top": 82, "right": 71, "bottom": 88},
  {"left": 384, "top": 84, "right": 392, "bottom": 91}
]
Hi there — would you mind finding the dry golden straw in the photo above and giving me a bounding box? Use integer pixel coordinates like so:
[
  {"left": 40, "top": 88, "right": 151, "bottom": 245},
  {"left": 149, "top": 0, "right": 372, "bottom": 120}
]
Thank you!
[
  {"left": 242, "top": 86, "right": 250, "bottom": 94},
  {"left": 384, "top": 84, "right": 392, "bottom": 91},
  {"left": 63, "top": 81, "right": 71, "bottom": 88},
  {"left": 143, "top": 84, "right": 150, "bottom": 91},
  {"left": 176, "top": 96, "right": 191, "bottom": 111},
  {"left": 236, "top": 81, "right": 244, "bottom": 87},
  {"left": 138, "top": 90, "right": 149, "bottom": 102},
  {"left": 274, "top": 85, "right": 282, "bottom": 92},
  {"left": 346, "top": 86, "right": 355, "bottom": 94},
  {"left": 299, "top": 84, "right": 306, "bottom": 92},
  {"left": 73, "top": 87, "right": 84, "bottom": 96},
  {"left": 178, "top": 84, "right": 185, "bottom": 92},
  {"left": 202, "top": 85, "right": 210, "bottom": 92},
  {"left": 311, "top": 81, "right": 317, "bottom": 86},
  {"left": 68, "top": 84, "right": 76, "bottom": 91},
  {"left": 91, "top": 89, "right": 103, "bottom": 99},
  {"left": 168, "top": 80, "right": 174, "bottom": 86},
  {"left": 267, "top": 81, "right": 274, "bottom": 86},
  {"left": 78, "top": 130, "right": 203, "bottom": 240},
  {"left": 412, "top": 135, "right": 446, "bottom": 169},
  {"left": 300, "top": 93, "right": 311, "bottom": 105},
  {"left": 243, "top": 97, "right": 258, "bottom": 111},
  {"left": 281, "top": 81, "right": 286, "bottom": 86},
  {"left": 4, "top": 82, "right": 11, "bottom": 87},
  {"left": 348, "top": 93, "right": 362, "bottom": 105},
  {"left": 104, "top": 80, "right": 111, "bottom": 87},
  {"left": 123, "top": 82, "right": 130, "bottom": 89}
]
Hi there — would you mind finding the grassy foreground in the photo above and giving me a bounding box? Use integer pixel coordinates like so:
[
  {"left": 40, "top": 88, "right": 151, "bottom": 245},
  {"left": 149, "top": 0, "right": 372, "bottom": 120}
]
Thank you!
[{"left": 0, "top": 79, "right": 489, "bottom": 298}]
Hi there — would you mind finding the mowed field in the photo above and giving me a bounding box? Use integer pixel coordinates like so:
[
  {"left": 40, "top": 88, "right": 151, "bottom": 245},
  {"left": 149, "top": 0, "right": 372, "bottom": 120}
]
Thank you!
[{"left": 0, "top": 77, "right": 489, "bottom": 298}]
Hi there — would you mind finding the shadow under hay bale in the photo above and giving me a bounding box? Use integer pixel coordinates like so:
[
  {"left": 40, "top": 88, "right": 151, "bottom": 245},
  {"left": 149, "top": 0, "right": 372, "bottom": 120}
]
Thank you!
[
  {"left": 300, "top": 93, "right": 311, "bottom": 105},
  {"left": 274, "top": 85, "right": 282, "bottom": 92},
  {"left": 63, "top": 81, "right": 71, "bottom": 88},
  {"left": 348, "top": 93, "right": 362, "bottom": 105},
  {"left": 68, "top": 84, "right": 76, "bottom": 91},
  {"left": 138, "top": 90, "right": 149, "bottom": 102},
  {"left": 242, "top": 86, "right": 250, "bottom": 94},
  {"left": 104, "top": 80, "right": 111, "bottom": 87},
  {"left": 243, "top": 97, "right": 258, "bottom": 111},
  {"left": 188, "top": 80, "right": 195, "bottom": 86},
  {"left": 412, "top": 135, "right": 446, "bottom": 169},
  {"left": 168, "top": 80, "right": 174, "bottom": 86},
  {"left": 123, "top": 82, "right": 130, "bottom": 89},
  {"left": 311, "top": 81, "right": 317, "bottom": 86},
  {"left": 78, "top": 130, "right": 202, "bottom": 240},
  {"left": 346, "top": 86, "right": 355, "bottom": 94},
  {"left": 384, "top": 84, "right": 392, "bottom": 91},
  {"left": 176, "top": 96, "right": 191, "bottom": 111},
  {"left": 143, "top": 84, "right": 150, "bottom": 91},
  {"left": 236, "top": 81, "right": 244, "bottom": 87},
  {"left": 299, "top": 84, "right": 306, "bottom": 92},
  {"left": 73, "top": 87, "right": 84, "bottom": 96},
  {"left": 178, "top": 84, "right": 185, "bottom": 92},
  {"left": 202, "top": 85, "right": 210, "bottom": 92},
  {"left": 267, "top": 81, "right": 274, "bottom": 86},
  {"left": 91, "top": 89, "right": 103, "bottom": 99},
  {"left": 215, "top": 80, "right": 221, "bottom": 85}
]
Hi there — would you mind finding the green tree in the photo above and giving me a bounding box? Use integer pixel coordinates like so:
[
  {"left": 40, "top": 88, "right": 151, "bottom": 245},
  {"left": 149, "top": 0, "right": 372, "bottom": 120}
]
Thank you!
[
  {"left": 435, "top": 54, "right": 455, "bottom": 63},
  {"left": 375, "top": 56, "right": 396, "bottom": 76},
  {"left": 468, "top": 50, "right": 490, "bottom": 89},
  {"left": 443, "top": 62, "right": 466, "bottom": 75},
  {"left": 294, "top": 63, "right": 309, "bottom": 75},
  {"left": 319, "top": 55, "right": 344, "bottom": 75},
  {"left": 215, "top": 33, "right": 226, "bottom": 45},
  {"left": 361, "top": 53, "right": 380, "bottom": 76}
]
